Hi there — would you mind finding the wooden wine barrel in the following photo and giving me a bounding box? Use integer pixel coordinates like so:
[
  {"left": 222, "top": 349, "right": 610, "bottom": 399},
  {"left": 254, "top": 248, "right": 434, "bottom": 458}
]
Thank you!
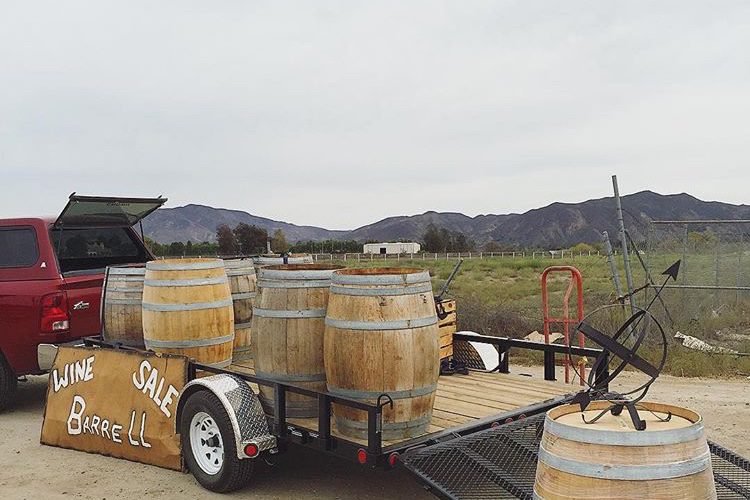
[
  {"left": 534, "top": 401, "right": 717, "bottom": 500},
  {"left": 101, "top": 264, "right": 146, "bottom": 348},
  {"left": 253, "top": 263, "right": 345, "bottom": 418},
  {"left": 142, "top": 258, "right": 235, "bottom": 369},
  {"left": 324, "top": 268, "right": 439, "bottom": 440},
  {"left": 253, "top": 253, "right": 313, "bottom": 267},
  {"left": 224, "top": 259, "right": 257, "bottom": 360}
]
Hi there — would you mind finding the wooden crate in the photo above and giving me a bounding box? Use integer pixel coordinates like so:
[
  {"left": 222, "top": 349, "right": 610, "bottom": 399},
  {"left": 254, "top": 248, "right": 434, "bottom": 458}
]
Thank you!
[{"left": 437, "top": 299, "right": 457, "bottom": 360}]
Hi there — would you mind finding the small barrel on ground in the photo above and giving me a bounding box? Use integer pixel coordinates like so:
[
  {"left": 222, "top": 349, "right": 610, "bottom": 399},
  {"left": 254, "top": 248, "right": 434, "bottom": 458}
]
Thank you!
[{"left": 533, "top": 401, "right": 717, "bottom": 499}]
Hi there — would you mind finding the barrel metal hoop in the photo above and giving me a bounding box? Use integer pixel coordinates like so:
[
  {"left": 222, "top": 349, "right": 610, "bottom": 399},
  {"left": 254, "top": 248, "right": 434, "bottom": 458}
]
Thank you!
[
  {"left": 146, "top": 260, "right": 224, "bottom": 271},
  {"left": 326, "top": 383, "right": 437, "bottom": 400},
  {"left": 234, "top": 322, "right": 253, "bottom": 329},
  {"left": 254, "top": 257, "right": 313, "bottom": 265},
  {"left": 544, "top": 415, "right": 706, "bottom": 446},
  {"left": 225, "top": 270, "right": 256, "bottom": 277},
  {"left": 254, "top": 308, "right": 327, "bottom": 319},
  {"left": 105, "top": 287, "right": 143, "bottom": 293},
  {"left": 143, "top": 276, "right": 228, "bottom": 287},
  {"left": 324, "top": 316, "right": 437, "bottom": 331},
  {"left": 231, "top": 292, "right": 257, "bottom": 300},
  {"left": 337, "top": 413, "right": 432, "bottom": 431},
  {"left": 105, "top": 298, "right": 143, "bottom": 305},
  {"left": 330, "top": 282, "right": 432, "bottom": 296},
  {"left": 258, "top": 279, "right": 331, "bottom": 289},
  {"left": 331, "top": 271, "right": 430, "bottom": 286},
  {"left": 259, "top": 269, "right": 337, "bottom": 281},
  {"left": 255, "top": 370, "right": 327, "bottom": 383},
  {"left": 144, "top": 334, "right": 235, "bottom": 349},
  {"left": 107, "top": 267, "right": 146, "bottom": 275},
  {"left": 201, "top": 358, "right": 233, "bottom": 369},
  {"left": 107, "top": 277, "right": 146, "bottom": 282},
  {"left": 142, "top": 299, "right": 233, "bottom": 312},
  {"left": 537, "top": 446, "right": 711, "bottom": 480}
]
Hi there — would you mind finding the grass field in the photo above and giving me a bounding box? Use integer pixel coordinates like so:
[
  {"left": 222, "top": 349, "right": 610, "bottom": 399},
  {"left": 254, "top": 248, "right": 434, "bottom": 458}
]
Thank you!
[{"left": 321, "top": 254, "right": 750, "bottom": 377}]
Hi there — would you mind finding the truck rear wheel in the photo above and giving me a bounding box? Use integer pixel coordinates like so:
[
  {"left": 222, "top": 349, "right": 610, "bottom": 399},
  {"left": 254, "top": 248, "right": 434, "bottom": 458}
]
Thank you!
[
  {"left": 0, "top": 352, "right": 18, "bottom": 411},
  {"left": 180, "top": 390, "right": 254, "bottom": 492}
]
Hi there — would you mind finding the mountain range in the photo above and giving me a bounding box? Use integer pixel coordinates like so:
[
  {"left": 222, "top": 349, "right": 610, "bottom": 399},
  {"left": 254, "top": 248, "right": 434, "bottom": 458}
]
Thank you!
[{"left": 141, "top": 191, "right": 750, "bottom": 248}]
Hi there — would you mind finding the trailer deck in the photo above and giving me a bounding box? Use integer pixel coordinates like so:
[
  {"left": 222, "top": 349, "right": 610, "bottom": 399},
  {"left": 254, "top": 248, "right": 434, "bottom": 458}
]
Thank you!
[{"left": 229, "top": 357, "right": 575, "bottom": 448}]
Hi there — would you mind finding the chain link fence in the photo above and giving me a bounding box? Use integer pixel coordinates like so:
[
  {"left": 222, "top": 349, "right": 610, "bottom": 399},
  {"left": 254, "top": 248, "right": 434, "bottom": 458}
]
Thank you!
[{"left": 644, "top": 220, "right": 750, "bottom": 355}]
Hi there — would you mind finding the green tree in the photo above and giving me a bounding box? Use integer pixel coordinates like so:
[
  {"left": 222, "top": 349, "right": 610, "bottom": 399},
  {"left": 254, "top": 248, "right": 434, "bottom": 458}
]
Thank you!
[
  {"left": 216, "top": 224, "right": 238, "bottom": 254},
  {"left": 422, "top": 223, "right": 445, "bottom": 252},
  {"left": 233, "top": 223, "right": 268, "bottom": 254},
  {"left": 168, "top": 241, "right": 185, "bottom": 256},
  {"left": 271, "top": 229, "right": 289, "bottom": 253}
]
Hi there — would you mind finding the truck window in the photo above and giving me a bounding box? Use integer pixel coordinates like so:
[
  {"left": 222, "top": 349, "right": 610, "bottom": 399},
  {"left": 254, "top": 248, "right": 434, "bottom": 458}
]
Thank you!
[
  {"left": 0, "top": 226, "right": 40, "bottom": 268},
  {"left": 50, "top": 227, "right": 148, "bottom": 274}
]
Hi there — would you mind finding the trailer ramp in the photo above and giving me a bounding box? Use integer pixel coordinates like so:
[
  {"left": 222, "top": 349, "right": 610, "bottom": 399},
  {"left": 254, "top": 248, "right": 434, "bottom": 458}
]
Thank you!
[{"left": 400, "top": 413, "right": 750, "bottom": 500}]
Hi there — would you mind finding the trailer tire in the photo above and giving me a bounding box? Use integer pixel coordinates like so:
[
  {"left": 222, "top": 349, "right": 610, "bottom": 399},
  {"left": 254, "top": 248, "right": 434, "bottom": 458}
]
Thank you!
[
  {"left": 0, "top": 351, "right": 18, "bottom": 412},
  {"left": 180, "top": 390, "right": 254, "bottom": 492}
]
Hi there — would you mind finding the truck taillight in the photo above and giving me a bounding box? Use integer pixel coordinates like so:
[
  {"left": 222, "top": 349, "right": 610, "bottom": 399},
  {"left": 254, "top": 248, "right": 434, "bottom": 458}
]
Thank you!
[{"left": 41, "top": 292, "right": 70, "bottom": 333}]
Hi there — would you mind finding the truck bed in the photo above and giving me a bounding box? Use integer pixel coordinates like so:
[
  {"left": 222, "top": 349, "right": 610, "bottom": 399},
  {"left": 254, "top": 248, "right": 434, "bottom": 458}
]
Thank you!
[{"left": 229, "top": 357, "right": 575, "bottom": 449}]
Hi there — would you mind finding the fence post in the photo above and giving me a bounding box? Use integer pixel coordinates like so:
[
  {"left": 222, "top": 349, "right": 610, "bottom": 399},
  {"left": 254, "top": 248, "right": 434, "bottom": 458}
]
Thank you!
[{"left": 737, "top": 234, "right": 743, "bottom": 304}]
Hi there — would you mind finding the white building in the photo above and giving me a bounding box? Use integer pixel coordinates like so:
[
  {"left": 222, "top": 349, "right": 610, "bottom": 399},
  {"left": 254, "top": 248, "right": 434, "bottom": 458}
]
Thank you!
[{"left": 363, "top": 242, "right": 421, "bottom": 254}]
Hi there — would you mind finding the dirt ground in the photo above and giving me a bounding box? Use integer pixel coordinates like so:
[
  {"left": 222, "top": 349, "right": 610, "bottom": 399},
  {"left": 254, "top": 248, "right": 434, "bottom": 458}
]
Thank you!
[{"left": 1, "top": 369, "right": 748, "bottom": 500}]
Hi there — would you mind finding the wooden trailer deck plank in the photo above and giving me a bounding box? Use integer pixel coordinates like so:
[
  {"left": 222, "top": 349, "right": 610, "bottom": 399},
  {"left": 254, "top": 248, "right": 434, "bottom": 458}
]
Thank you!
[{"left": 227, "top": 360, "right": 575, "bottom": 448}]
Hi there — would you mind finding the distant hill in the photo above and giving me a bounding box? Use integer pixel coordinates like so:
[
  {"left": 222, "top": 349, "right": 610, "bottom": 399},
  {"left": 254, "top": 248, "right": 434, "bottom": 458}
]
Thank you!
[
  {"left": 142, "top": 204, "right": 346, "bottom": 244},
  {"left": 141, "top": 191, "right": 750, "bottom": 248}
]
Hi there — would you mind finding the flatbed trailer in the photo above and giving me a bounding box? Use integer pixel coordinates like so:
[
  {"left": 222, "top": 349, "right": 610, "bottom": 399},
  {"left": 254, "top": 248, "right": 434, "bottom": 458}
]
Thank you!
[{"left": 80, "top": 335, "right": 750, "bottom": 499}]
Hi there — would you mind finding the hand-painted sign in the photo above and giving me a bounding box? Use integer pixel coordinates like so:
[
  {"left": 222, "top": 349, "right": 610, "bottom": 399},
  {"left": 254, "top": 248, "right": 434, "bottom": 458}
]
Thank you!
[{"left": 40, "top": 346, "right": 187, "bottom": 470}]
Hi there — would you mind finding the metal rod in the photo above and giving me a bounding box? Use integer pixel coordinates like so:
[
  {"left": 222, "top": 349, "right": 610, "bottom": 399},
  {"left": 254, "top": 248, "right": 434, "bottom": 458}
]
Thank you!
[
  {"left": 612, "top": 175, "right": 637, "bottom": 315},
  {"left": 663, "top": 284, "right": 750, "bottom": 291},
  {"left": 602, "top": 231, "right": 623, "bottom": 298}
]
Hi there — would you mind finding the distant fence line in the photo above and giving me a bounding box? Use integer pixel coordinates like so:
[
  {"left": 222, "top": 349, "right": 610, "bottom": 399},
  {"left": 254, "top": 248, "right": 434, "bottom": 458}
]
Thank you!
[{"left": 158, "top": 250, "right": 604, "bottom": 260}]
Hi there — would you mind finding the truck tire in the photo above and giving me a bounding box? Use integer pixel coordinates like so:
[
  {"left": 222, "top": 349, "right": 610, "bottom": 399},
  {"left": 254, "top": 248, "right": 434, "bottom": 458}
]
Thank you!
[
  {"left": 0, "top": 352, "right": 18, "bottom": 412},
  {"left": 180, "top": 390, "right": 254, "bottom": 493}
]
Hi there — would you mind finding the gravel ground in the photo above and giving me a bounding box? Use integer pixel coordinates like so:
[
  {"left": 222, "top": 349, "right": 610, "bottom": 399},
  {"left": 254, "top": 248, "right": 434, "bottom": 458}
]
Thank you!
[{"left": 1, "top": 369, "right": 747, "bottom": 499}]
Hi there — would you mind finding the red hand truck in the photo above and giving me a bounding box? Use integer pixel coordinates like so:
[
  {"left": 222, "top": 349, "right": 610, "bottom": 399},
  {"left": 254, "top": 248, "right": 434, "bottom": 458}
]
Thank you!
[{"left": 541, "top": 266, "right": 585, "bottom": 385}]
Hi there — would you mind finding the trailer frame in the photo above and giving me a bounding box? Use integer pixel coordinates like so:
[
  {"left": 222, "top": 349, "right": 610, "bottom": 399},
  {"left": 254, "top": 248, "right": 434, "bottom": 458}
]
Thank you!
[{"left": 82, "top": 334, "right": 604, "bottom": 471}]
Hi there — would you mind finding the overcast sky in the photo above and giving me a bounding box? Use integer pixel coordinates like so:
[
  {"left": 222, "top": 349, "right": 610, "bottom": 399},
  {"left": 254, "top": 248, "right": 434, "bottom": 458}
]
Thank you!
[{"left": 1, "top": 1, "right": 749, "bottom": 229}]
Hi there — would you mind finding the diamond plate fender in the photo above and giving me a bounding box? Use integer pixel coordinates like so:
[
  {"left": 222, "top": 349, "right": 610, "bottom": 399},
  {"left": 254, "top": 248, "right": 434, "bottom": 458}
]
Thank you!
[{"left": 176, "top": 374, "right": 276, "bottom": 459}]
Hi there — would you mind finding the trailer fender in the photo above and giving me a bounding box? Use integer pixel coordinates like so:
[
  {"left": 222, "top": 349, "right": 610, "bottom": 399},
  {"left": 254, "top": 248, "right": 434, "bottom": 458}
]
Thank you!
[{"left": 176, "top": 374, "right": 276, "bottom": 459}]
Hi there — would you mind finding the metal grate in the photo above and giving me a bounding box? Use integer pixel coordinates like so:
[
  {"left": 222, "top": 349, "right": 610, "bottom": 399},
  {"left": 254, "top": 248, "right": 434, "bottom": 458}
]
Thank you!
[{"left": 400, "top": 414, "right": 750, "bottom": 500}]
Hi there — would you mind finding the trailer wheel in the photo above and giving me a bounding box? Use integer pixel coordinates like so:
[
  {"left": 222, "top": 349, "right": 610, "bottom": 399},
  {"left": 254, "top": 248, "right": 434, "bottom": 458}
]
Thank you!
[
  {"left": 0, "top": 351, "right": 17, "bottom": 412},
  {"left": 180, "top": 390, "right": 254, "bottom": 492}
]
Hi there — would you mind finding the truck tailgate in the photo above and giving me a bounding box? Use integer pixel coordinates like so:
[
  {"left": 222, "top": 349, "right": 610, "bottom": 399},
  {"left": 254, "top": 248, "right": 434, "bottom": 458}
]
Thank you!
[{"left": 399, "top": 413, "right": 750, "bottom": 500}]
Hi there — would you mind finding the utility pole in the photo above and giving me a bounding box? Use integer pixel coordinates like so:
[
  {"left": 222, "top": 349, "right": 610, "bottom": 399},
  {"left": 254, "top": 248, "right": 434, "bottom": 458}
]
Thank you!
[{"left": 612, "top": 175, "right": 637, "bottom": 314}]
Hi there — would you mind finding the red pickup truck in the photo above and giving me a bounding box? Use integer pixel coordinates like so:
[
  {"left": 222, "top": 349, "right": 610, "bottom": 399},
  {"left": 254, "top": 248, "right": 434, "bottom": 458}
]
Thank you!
[{"left": 0, "top": 194, "right": 165, "bottom": 410}]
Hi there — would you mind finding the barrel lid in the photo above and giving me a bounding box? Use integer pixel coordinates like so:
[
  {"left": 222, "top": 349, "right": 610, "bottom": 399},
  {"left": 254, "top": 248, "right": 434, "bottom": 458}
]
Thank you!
[
  {"left": 258, "top": 263, "right": 345, "bottom": 281},
  {"left": 556, "top": 408, "right": 694, "bottom": 432},
  {"left": 332, "top": 267, "right": 430, "bottom": 286},
  {"left": 107, "top": 264, "right": 146, "bottom": 275},
  {"left": 545, "top": 401, "right": 704, "bottom": 445},
  {"left": 146, "top": 258, "right": 225, "bottom": 271}
]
